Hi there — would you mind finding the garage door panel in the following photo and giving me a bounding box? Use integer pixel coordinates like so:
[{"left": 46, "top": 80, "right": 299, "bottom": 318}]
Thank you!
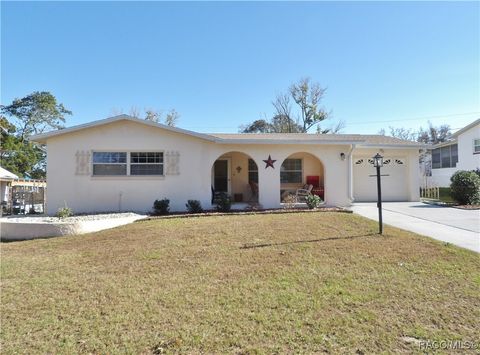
[{"left": 353, "top": 157, "right": 408, "bottom": 202}]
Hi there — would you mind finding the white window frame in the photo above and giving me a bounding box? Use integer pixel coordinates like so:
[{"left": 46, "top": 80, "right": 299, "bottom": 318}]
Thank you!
[
  {"left": 474, "top": 139, "right": 480, "bottom": 154},
  {"left": 280, "top": 158, "right": 303, "bottom": 184},
  {"left": 91, "top": 150, "right": 165, "bottom": 177},
  {"left": 431, "top": 144, "right": 458, "bottom": 169},
  {"left": 130, "top": 151, "right": 165, "bottom": 176},
  {"left": 92, "top": 151, "right": 128, "bottom": 176}
]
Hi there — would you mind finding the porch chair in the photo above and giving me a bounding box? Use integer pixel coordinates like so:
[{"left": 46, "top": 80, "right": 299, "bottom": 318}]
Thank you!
[{"left": 295, "top": 184, "right": 313, "bottom": 202}]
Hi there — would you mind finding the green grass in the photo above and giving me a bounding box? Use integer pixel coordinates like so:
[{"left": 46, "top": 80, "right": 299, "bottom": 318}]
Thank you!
[
  {"left": 1, "top": 213, "right": 479, "bottom": 354},
  {"left": 439, "top": 187, "right": 456, "bottom": 203}
]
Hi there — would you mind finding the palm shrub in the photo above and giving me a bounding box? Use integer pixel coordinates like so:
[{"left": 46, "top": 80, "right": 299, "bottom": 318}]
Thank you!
[
  {"left": 449, "top": 171, "right": 480, "bottom": 205},
  {"left": 305, "top": 194, "right": 323, "bottom": 209},
  {"left": 56, "top": 206, "right": 73, "bottom": 218},
  {"left": 186, "top": 200, "right": 203, "bottom": 213},
  {"left": 153, "top": 198, "right": 170, "bottom": 215}
]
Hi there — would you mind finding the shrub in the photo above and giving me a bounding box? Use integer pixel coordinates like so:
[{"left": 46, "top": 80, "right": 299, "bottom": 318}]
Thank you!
[
  {"left": 56, "top": 206, "right": 73, "bottom": 218},
  {"left": 450, "top": 170, "right": 480, "bottom": 205},
  {"left": 153, "top": 198, "right": 170, "bottom": 215},
  {"left": 305, "top": 194, "right": 323, "bottom": 209},
  {"left": 216, "top": 193, "right": 231, "bottom": 212},
  {"left": 186, "top": 200, "right": 203, "bottom": 214}
]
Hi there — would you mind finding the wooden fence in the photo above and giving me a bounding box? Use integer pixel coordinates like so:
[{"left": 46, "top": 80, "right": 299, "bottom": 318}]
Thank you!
[{"left": 420, "top": 186, "right": 440, "bottom": 200}]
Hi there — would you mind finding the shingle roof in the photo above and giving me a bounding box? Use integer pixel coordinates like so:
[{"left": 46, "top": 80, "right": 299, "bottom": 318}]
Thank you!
[
  {"left": 30, "top": 115, "right": 425, "bottom": 148},
  {"left": 209, "top": 133, "right": 424, "bottom": 147}
]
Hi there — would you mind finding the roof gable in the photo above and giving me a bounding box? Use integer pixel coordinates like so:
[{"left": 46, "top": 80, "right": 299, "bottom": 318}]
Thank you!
[
  {"left": 451, "top": 118, "right": 480, "bottom": 138},
  {"left": 29, "top": 115, "right": 217, "bottom": 144}
]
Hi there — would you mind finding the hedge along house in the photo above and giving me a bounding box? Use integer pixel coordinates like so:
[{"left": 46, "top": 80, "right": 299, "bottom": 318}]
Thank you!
[{"left": 31, "top": 115, "right": 424, "bottom": 215}]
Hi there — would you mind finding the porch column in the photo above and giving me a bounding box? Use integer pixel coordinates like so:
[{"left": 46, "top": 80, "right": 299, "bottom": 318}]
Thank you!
[{"left": 257, "top": 160, "right": 281, "bottom": 209}]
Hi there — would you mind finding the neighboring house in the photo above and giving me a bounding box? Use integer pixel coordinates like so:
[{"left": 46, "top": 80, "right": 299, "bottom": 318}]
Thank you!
[
  {"left": 429, "top": 119, "right": 480, "bottom": 187},
  {"left": 0, "top": 166, "right": 47, "bottom": 214},
  {"left": 0, "top": 166, "right": 19, "bottom": 204},
  {"left": 30, "top": 115, "right": 423, "bottom": 215}
]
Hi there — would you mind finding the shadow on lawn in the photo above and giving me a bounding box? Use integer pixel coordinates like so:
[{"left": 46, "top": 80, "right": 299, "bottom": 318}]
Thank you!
[{"left": 240, "top": 233, "right": 379, "bottom": 249}]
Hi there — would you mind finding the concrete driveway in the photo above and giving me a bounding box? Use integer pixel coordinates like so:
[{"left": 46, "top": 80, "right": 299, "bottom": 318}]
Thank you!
[{"left": 350, "top": 202, "right": 480, "bottom": 253}]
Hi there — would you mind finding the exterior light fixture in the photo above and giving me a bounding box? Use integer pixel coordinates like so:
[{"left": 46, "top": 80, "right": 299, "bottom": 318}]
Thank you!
[
  {"left": 236, "top": 166, "right": 242, "bottom": 173},
  {"left": 340, "top": 152, "right": 346, "bottom": 161},
  {"left": 372, "top": 153, "right": 384, "bottom": 234},
  {"left": 373, "top": 153, "right": 384, "bottom": 168}
]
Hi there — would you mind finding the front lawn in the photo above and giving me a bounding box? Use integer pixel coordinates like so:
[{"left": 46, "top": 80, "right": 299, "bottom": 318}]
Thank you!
[{"left": 1, "top": 213, "right": 479, "bottom": 354}]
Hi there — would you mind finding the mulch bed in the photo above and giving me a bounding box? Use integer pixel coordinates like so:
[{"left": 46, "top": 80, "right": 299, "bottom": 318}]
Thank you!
[
  {"left": 142, "top": 207, "right": 351, "bottom": 220},
  {"left": 452, "top": 205, "right": 480, "bottom": 210}
]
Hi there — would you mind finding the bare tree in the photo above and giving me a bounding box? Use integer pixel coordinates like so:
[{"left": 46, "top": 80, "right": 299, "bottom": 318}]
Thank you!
[
  {"left": 417, "top": 122, "right": 451, "bottom": 144},
  {"left": 129, "top": 106, "right": 141, "bottom": 119},
  {"left": 290, "top": 77, "right": 329, "bottom": 132},
  {"left": 240, "top": 77, "right": 342, "bottom": 133},
  {"left": 109, "top": 107, "right": 179, "bottom": 127},
  {"left": 326, "top": 120, "right": 345, "bottom": 134},
  {"left": 164, "top": 109, "right": 180, "bottom": 127},
  {"left": 145, "top": 109, "right": 161, "bottom": 123},
  {"left": 272, "top": 93, "right": 296, "bottom": 133},
  {"left": 378, "top": 126, "right": 417, "bottom": 141}
]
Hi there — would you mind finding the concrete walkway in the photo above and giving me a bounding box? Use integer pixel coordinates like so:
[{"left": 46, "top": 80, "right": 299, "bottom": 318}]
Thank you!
[{"left": 350, "top": 202, "right": 479, "bottom": 253}]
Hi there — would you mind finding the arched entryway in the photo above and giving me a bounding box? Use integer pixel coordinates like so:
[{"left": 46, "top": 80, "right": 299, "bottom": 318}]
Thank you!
[
  {"left": 279, "top": 152, "right": 325, "bottom": 204},
  {"left": 211, "top": 151, "right": 259, "bottom": 206}
]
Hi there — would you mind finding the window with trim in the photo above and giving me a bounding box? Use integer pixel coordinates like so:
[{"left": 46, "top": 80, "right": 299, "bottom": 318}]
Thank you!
[
  {"left": 281, "top": 159, "right": 302, "bottom": 183},
  {"left": 93, "top": 152, "right": 127, "bottom": 175},
  {"left": 431, "top": 144, "right": 458, "bottom": 169},
  {"left": 248, "top": 159, "right": 258, "bottom": 183},
  {"left": 474, "top": 139, "right": 480, "bottom": 154},
  {"left": 92, "top": 151, "right": 164, "bottom": 176},
  {"left": 131, "top": 152, "right": 164, "bottom": 175}
]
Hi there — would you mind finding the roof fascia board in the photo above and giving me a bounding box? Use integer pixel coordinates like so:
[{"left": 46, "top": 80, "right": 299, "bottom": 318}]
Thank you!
[
  {"left": 432, "top": 139, "right": 458, "bottom": 149},
  {"left": 356, "top": 143, "right": 426, "bottom": 149},
  {"left": 451, "top": 119, "right": 480, "bottom": 138},
  {"left": 214, "top": 139, "right": 364, "bottom": 145},
  {"left": 29, "top": 115, "right": 217, "bottom": 143}
]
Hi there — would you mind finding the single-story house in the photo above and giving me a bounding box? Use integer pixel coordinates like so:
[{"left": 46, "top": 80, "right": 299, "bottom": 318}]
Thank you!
[
  {"left": 428, "top": 119, "right": 480, "bottom": 187},
  {"left": 31, "top": 115, "right": 424, "bottom": 215},
  {"left": 0, "top": 166, "right": 47, "bottom": 214},
  {"left": 0, "top": 166, "right": 19, "bottom": 204}
]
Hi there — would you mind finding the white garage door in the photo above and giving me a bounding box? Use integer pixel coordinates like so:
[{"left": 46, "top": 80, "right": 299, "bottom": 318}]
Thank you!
[{"left": 353, "top": 157, "right": 409, "bottom": 202}]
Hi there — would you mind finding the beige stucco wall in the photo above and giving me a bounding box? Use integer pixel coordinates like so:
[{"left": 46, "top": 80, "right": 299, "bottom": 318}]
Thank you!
[
  {"left": 46, "top": 120, "right": 215, "bottom": 214},
  {"left": 44, "top": 120, "right": 420, "bottom": 214},
  {"left": 353, "top": 148, "right": 420, "bottom": 202}
]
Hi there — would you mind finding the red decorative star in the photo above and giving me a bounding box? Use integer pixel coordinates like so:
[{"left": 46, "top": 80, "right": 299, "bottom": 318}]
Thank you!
[{"left": 263, "top": 155, "right": 277, "bottom": 169}]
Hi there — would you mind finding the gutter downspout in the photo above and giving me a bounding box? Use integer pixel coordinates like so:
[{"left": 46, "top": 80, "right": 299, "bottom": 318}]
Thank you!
[{"left": 347, "top": 144, "right": 356, "bottom": 204}]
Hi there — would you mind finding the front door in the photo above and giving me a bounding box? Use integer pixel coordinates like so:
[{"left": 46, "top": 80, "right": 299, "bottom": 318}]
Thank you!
[{"left": 214, "top": 159, "right": 230, "bottom": 194}]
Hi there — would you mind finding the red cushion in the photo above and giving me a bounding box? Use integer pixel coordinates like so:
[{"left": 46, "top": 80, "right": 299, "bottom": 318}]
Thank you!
[{"left": 306, "top": 176, "right": 320, "bottom": 188}]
